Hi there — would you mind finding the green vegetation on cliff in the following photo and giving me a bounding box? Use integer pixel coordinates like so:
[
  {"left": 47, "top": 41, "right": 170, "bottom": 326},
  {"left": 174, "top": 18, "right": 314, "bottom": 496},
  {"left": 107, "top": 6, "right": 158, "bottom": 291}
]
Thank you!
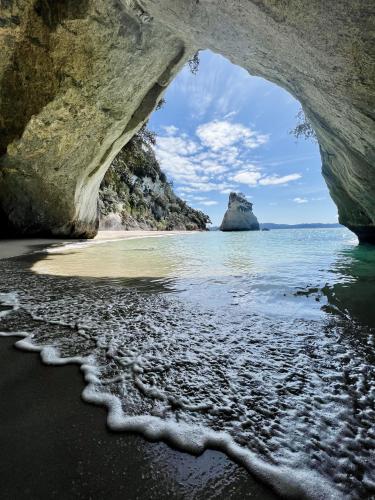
[{"left": 99, "top": 126, "right": 210, "bottom": 231}]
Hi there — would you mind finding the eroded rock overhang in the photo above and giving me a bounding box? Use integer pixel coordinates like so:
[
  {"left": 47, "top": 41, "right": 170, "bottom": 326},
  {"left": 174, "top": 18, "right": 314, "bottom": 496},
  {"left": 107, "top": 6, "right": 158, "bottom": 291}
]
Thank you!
[{"left": 0, "top": 0, "right": 374, "bottom": 241}]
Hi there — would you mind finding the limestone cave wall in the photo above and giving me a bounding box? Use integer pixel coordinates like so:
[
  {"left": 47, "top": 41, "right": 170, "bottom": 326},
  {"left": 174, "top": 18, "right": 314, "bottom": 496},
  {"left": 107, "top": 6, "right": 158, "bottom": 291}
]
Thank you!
[{"left": 0, "top": 0, "right": 374, "bottom": 241}]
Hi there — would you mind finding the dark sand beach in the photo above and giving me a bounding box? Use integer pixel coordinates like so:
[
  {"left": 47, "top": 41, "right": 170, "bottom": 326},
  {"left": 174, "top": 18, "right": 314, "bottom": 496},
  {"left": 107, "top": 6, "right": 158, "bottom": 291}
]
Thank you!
[
  {"left": 0, "top": 238, "right": 278, "bottom": 500},
  {"left": 0, "top": 338, "right": 277, "bottom": 499}
]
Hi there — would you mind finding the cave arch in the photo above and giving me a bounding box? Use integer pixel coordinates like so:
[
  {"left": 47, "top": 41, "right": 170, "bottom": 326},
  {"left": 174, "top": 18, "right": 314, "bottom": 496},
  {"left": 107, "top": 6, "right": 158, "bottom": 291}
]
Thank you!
[{"left": 0, "top": 1, "right": 374, "bottom": 241}]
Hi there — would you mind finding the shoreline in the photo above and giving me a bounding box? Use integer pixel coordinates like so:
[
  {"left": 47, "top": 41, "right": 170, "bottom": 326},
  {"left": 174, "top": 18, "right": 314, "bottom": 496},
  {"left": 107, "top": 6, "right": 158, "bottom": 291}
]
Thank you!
[
  {"left": 0, "top": 336, "right": 277, "bottom": 499},
  {"left": 0, "top": 230, "right": 194, "bottom": 260},
  {"left": 0, "top": 233, "right": 278, "bottom": 499}
]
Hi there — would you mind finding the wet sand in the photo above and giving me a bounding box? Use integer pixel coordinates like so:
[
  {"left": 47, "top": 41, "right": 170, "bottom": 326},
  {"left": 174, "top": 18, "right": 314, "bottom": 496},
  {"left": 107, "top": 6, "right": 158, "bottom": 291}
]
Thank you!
[
  {"left": 0, "top": 236, "right": 278, "bottom": 500},
  {"left": 0, "top": 338, "right": 277, "bottom": 499},
  {"left": 0, "top": 231, "right": 191, "bottom": 260}
]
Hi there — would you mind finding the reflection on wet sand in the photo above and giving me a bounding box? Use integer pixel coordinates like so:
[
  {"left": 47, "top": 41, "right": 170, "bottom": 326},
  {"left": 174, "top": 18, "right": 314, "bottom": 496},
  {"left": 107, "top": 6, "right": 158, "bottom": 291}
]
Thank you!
[
  {"left": 32, "top": 242, "right": 176, "bottom": 279},
  {"left": 1, "top": 229, "right": 374, "bottom": 499}
]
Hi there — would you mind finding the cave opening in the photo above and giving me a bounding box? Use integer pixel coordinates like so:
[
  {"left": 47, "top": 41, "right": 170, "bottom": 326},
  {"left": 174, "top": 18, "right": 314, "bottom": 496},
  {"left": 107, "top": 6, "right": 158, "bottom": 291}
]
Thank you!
[
  {"left": 0, "top": 1, "right": 372, "bottom": 242},
  {"left": 100, "top": 49, "right": 337, "bottom": 233},
  {"left": 1, "top": 5, "right": 374, "bottom": 499}
]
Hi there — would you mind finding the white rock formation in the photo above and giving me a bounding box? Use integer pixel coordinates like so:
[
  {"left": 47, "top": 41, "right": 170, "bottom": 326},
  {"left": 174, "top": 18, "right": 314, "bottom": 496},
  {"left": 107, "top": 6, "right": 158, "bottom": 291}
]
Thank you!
[{"left": 220, "top": 193, "right": 260, "bottom": 231}]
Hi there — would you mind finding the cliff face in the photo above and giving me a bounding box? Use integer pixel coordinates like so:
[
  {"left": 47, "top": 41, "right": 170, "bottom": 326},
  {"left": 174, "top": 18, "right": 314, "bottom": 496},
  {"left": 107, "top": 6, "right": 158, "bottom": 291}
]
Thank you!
[
  {"left": 220, "top": 193, "right": 260, "bottom": 232},
  {"left": 0, "top": 1, "right": 374, "bottom": 241},
  {"left": 99, "top": 132, "right": 210, "bottom": 231},
  {"left": 0, "top": 0, "right": 188, "bottom": 237}
]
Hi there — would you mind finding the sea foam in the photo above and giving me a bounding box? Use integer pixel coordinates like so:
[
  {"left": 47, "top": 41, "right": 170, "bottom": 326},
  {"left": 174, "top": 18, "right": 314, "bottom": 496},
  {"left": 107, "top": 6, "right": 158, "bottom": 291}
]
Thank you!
[
  {"left": 0, "top": 290, "right": 350, "bottom": 500},
  {"left": 0, "top": 236, "right": 374, "bottom": 500},
  {"left": 0, "top": 328, "right": 341, "bottom": 500}
]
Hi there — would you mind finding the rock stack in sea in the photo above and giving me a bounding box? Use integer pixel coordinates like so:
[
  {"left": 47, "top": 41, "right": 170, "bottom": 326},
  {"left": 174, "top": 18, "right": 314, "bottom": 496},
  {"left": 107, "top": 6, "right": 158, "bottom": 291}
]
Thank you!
[{"left": 220, "top": 192, "right": 260, "bottom": 231}]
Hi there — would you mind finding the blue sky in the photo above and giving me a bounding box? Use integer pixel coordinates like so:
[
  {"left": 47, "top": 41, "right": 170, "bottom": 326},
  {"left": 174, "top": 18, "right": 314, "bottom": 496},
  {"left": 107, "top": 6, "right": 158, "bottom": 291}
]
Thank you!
[{"left": 148, "top": 50, "right": 338, "bottom": 226}]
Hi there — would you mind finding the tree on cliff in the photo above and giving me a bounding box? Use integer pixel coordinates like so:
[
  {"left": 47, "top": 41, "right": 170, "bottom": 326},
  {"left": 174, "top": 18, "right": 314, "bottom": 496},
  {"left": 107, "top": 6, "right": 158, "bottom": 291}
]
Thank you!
[
  {"left": 187, "top": 51, "right": 200, "bottom": 75},
  {"left": 290, "top": 109, "right": 317, "bottom": 141}
]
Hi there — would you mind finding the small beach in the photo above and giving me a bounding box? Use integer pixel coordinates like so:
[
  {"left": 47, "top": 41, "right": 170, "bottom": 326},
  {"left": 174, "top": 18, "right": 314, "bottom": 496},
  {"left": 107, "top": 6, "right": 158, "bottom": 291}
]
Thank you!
[
  {"left": 0, "top": 230, "right": 190, "bottom": 260},
  {"left": 0, "top": 231, "right": 277, "bottom": 500},
  {"left": 0, "top": 335, "right": 276, "bottom": 499},
  {"left": 1, "top": 3, "right": 373, "bottom": 497},
  {"left": 1, "top": 228, "right": 374, "bottom": 499}
]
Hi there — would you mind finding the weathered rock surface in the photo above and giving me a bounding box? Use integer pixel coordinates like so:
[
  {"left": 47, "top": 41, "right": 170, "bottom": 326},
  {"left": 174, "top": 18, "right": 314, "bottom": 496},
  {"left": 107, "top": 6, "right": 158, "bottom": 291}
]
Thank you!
[
  {"left": 0, "top": 0, "right": 189, "bottom": 237},
  {"left": 0, "top": 1, "right": 374, "bottom": 241},
  {"left": 99, "top": 130, "right": 210, "bottom": 231},
  {"left": 220, "top": 193, "right": 260, "bottom": 232}
]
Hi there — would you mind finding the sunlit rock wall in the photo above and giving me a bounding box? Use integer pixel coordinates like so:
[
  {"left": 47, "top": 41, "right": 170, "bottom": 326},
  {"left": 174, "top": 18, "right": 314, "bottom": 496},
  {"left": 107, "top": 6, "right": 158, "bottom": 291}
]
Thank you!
[{"left": 0, "top": 0, "right": 190, "bottom": 236}]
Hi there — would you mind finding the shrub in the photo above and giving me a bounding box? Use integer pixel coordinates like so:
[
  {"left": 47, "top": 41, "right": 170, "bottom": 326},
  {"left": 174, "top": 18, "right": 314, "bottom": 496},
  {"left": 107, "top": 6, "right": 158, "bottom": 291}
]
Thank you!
[{"left": 290, "top": 109, "right": 317, "bottom": 141}]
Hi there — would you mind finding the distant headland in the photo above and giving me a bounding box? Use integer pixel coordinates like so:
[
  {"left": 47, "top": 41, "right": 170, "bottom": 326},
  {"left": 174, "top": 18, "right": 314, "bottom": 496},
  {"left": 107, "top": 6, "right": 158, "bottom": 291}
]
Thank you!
[
  {"left": 210, "top": 222, "right": 342, "bottom": 231},
  {"left": 259, "top": 223, "right": 342, "bottom": 230}
]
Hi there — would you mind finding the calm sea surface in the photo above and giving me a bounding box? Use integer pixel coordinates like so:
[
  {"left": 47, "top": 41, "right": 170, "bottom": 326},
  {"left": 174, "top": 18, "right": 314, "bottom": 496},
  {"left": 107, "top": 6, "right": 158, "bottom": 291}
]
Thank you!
[{"left": 1, "top": 229, "right": 374, "bottom": 499}]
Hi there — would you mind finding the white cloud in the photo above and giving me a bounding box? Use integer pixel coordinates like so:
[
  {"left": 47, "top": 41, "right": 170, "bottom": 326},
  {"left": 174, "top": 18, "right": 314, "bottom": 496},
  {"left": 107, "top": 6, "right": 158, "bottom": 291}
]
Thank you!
[
  {"left": 154, "top": 135, "right": 204, "bottom": 185},
  {"left": 232, "top": 170, "right": 262, "bottom": 186},
  {"left": 157, "top": 136, "right": 198, "bottom": 156},
  {"left": 172, "top": 50, "right": 274, "bottom": 120},
  {"left": 154, "top": 116, "right": 296, "bottom": 201},
  {"left": 177, "top": 182, "right": 236, "bottom": 193},
  {"left": 200, "top": 160, "right": 228, "bottom": 174},
  {"left": 163, "top": 125, "right": 178, "bottom": 136},
  {"left": 196, "top": 120, "right": 269, "bottom": 151},
  {"left": 231, "top": 169, "right": 302, "bottom": 188},
  {"left": 293, "top": 197, "right": 308, "bottom": 204},
  {"left": 155, "top": 149, "right": 200, "bottom": 184},
  {"left": 244, "top": 134, "right": 269, "bottom": 149},
  {"left": 155, "top": 127, "right": 302, "bottom": 195},
  {"left": 223, "top": 110, "right": 238, "bottom": 120},
  {"left": 154, "top": 124, "right": 248, "bottom": 194},
  {"left": 190, "top": 195, "right": 209, "bottom": 201},
  {"left": 199, "top": 200, "right": 218, "bottom": 206},
  {"left": 262, "top": 155, "right": 318, "bottom": 168},
  {"left": 259, "top": 173, "right": 302, "bottom": 186}
]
